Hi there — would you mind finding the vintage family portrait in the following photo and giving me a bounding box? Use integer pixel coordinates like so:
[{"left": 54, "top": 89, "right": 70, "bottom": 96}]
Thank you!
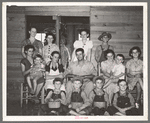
[{"left": 3, "top": 2, "right": 148, "bottom": 121}]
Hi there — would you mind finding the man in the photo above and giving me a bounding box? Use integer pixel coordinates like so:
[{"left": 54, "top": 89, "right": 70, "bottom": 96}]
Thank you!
[{"left": 64, "top": 48, "right": 97, "bottom": 104}]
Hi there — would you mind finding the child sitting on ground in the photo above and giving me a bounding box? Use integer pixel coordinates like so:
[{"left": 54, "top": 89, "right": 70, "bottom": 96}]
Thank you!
[
  {"left": 26, "top": 54, "right": 45, "bottom": 94},
  {"left": 107, "top": 79, "right": 139, "bottom": 116},
  {"left": 39, "top": 78, "right": 68, "bottom": 115},
  {"left": 67, "top": 76, "right": 92, "bottom": 116},
  {"left": 89, "top": 76, "right": 109, "bottom": 115}
]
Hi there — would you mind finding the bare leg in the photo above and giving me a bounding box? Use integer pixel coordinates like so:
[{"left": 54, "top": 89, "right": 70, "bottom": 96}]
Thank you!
[
  {"left": 35, "top": 82, "right": 44, "bottom": 97},
  {"left": 69, "top": 110, "right": 80, "bottom": 116},
  {"left": 33, "top": 77, "right": 39, "bottom": 94},
  {"left": 114, "top": 112, "right": 126, "bottom": 116},
  {"left": 136, "top": 82, "right": 141, "bottom": 103},
  {"left": 26, "top": 76, "right": 34, "bottom": 94},
  {"left": 138, "top": 78, "right": 143, "bottom": 90}
]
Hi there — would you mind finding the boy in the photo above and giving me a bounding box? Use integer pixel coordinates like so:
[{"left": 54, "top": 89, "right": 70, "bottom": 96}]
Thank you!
[
  {"left": 26, "top": 54, "right": 45, "bottom": 94},
  {"left": 107, "top": 79, "right": 139, "bottom": 116},
  {"left": 67, "top": 76, "right": 92, "bottom": 115},
  {"left": 39, "top": 78, "right": 68, "bottom": 115},
  {"left": 89, "top": 76, "right": 109, "bottom": 115}
]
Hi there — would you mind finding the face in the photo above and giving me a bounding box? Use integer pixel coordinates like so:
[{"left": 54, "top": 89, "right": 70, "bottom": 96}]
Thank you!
[
  {"left": 54, "top": 81, "right": 62, "bottom": 90},
  {"left": 47, "top": 35, "right": 54, "bottom": 44},
  {"left": 95, "top": 79, "right": 104, "bottom": 89},
  {"left": 132, "top": 49, "right": 139, "bottom": 58},
  {"left": 107, "top": 52, "right": 114, "bottom": 62},
  {"left": 26, "top": 48, "right": 34, "bottom": 56},
  {"left": 116, "top": 56, "right": 123, "bottom": 64},
  {"left": 52, "top": 53, "right": 59, "bottom": 63},
  {"left": 119, "top": 81, "right": 127, "bottom": 91},
  {"left": 34, "top": 57, "right": 42, "bottom": 65},
  {"left": 73, "top": 81, "right": 82, "bottom": 90},
  {"left": 29, "top": 28, "right": 37, "bottom": 37},
  {"left": 102, "top": 35, "right": 109, "bottom": 43},
  {"left": 76, "top": 51, "right": 84, "bottom": 61},
  {"left": 80, "top": 31, "right": 88, "bottom": 40}
]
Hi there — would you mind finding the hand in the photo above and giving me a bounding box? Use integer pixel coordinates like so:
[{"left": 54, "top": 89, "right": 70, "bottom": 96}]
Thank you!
[
  {"left": 68, "top": 104, "right": 72, "bottom": 108},
  {"left": 76, "top": 108, "right": 80, "bottom": 113},
  {"left": 55, "top": 98, "right": 61, "bottom": 102},
  {"left": 49, "top": 98, "right": 54, "bottom": 102},
  {"left": 119, "top": 108, "right": 126, "bottom": 115}
]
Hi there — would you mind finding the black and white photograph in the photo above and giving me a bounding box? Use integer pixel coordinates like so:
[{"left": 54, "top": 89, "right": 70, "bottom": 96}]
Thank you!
[{"left": 2, "top": 2, "right": 148, "bottom": 121}]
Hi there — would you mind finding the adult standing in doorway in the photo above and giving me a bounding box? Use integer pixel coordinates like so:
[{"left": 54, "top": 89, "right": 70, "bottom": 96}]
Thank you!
[
  {"left": 71, "top": 29, "right": 93, "bottom": 62},
  {"left": 21, "top": 27, "right": 43, "bottom": 58}
]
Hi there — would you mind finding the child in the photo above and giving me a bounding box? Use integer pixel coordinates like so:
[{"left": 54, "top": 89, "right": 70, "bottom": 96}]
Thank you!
[
  {"left": 26, "top": 54, "right": 45, "bottom": 94},
  {"left": 103, "top": 54, "right": 125, "bottom": 89},
  {"left": 67, "top": 76, "right": 92, "bottom": 116},
  {"left": 39, "top": 78, "right": 68, "bottom": 115},
  {"left": 95, "top": 32, "right": 114, "bottom": 75},
  {"left": 107, "top": 79, "right": 139, "bottom": 116},
  {"left": 89, "top": 76, "right": 109, "bottom": 115}
]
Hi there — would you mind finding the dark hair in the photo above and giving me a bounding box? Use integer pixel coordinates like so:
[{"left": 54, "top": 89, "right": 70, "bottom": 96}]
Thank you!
[
  {"left": 129, "top": 46, "right": 142, "bottom": 58},
  {"left": 98, "top": 32, "right": 112, "bottom": 41},
  {"left": 51, "top": 51, "right": 60, "bottom": 57},
  {"left": 116, "top": 54, "right": 125, "bottom": 63},
  {"left": 104, "top": 49, "right": 115, "bottom": 59},
  {"left": 75, "top": 48, "right": 84, "bottom": 54},
  {"left": 53, "top": 77, "right": 63, "bottom": 84},
  {"left": 93, "top": 76, "right": 105, "bottom": 84},
  {"left": 44, "top": 32, "right": 56, "bottom": 46},
  {"left": 79, "top": 29, "right": 90, "bottom": 38},
  {"left": 28, "top": 26, "right": 37, "bottom": 32},
  {"left": 24, "top": 44, "right": 35, "bottom": 54},
  {"left": 33, "top": 54, "right": 43, "bottom": 61},
  {"left": 117, "top": 79, "right": 127, "bottom": 86}
]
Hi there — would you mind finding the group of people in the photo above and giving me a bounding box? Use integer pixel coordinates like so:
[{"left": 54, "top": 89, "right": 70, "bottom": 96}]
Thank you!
[{"left": 20, "top": 27, "right": 143, "bottom": 116}]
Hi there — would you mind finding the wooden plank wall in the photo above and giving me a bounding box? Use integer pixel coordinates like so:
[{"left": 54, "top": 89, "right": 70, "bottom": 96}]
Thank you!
[{"left": 90, "top": 6, "right": 143, "bottom": 69}]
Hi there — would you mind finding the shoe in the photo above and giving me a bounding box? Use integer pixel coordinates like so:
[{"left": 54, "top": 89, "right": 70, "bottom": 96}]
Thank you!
[{"left": 135, "top": 103, "right": 140, "bottom": 109}]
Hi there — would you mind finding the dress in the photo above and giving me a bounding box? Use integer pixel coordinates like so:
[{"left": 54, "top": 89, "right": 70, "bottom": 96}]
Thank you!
[
  {"left": 21, "top": 39, "right": 43, "bottom": 57},
  {"left": 43, "top": 44, "right": 59, "bottom": 63},
  {"left": 72, "top": 40, "right": 93, "bottom": 61},
  {"left": 126, "top": 59, "right": 143, "bottom": 90},
  {"left": 45, "top": 62, "right": 65, "bottom": 91}
]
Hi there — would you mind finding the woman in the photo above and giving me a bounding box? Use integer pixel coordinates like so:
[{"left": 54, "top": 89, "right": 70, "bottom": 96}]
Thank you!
[
  {"left": 71, "top": 29, "right": 93, "bottom": 62},
  {"left": 20, "top": 44, "right": 44, "bottom": 98},
  {"left": 21, "top": 27, "right": 43, "bottom": 58},
  {"left": 101, "top": 49, "right": 117, "bottom": 104},
  {"left": 44, "top": 51, "right": 65, "bottom": 91},
  {"left": 126, "top": 46, "right": 143, "bottom": 109},
  {"left": 43, "top": 32, "right": 59, "bottom": 64}
]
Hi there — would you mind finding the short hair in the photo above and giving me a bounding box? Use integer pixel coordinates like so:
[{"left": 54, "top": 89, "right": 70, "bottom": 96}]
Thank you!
[
  {"left": 117, "top": 79, "right": 127, "bottom": 86},
  {"left": 24, "top": 44, "right": 35, "bottom": 54},
  {"left": 79, "top": 29, "right": 90, "bottom": 38},
  {"left": 116, "top": 54, "right": 125, "bottom": 62},
  {"left": 104, "top": 49, "right": 115, "bottom": 59},
  {"left": 129, "top": 46, "right": 142, "bottom": 58},
  {"left": 28, "top": 26, "right": 37, "bottom": 32},
  {"left": 53, "top": 77, "right": 63, "bottom": 84},
  {"left": 75, "top": 48, "right": 84, "bottom": 54},
  {"left": 51, "top": 51, "right": 60, "bottom": 57},
  {"left": 93, "top": 76, "right": 105, "bottom": 84},
  {"left": 44, "top": 32, "right": 56, "bottom": 45},
  {"left": 33, "top": 54, "right": 43, "bottom": 61}
]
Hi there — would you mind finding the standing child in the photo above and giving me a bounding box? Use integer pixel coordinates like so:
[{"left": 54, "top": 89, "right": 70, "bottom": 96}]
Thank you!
[
  {"left": 107, "top": 79, "right": 139, "bottom": 116},
  {"left": 67, "top": 77, "right": 92, "bottom": 116},
  {"left": 89, "top": 76, "right": 109, "bottom": 115},
  {"left": 26, "top": 54, "right": 45, "bottom": 95},
  {"left": 39, "top": 78, "right": 68, "bottom": 115}
]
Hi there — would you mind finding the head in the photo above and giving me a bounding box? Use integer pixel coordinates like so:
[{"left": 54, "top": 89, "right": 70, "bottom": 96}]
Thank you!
[
  {"left": 118, "top": 79, "right": 128, "bottom": 92},
  {"left": 75, "top": 48, "right": 84, "bottom": 61},
  {"left": 72, "top": 77, "right": 82, "bottom": 90},
  {"left": 129, "top": 46, "right": 142, "bottom": 59},
  {"left": 53, "top": 78, "right": 63, "bottom": 90},
  {"left": 104, "top": 49, "right": 115, "bottom": 62},
  {"left": 51, "top": 51, "right": 60, "bottom": 63},
  {"left": 44, "top": 32, "right": 55, "bottom": 45},
  {"left": 98, "top": 32, "right": 112, "bottom": 43},
  {"left": 33, "top": 54, "right": 43, "bottom": 65},
  {"left": 24, "top": 45, "right": 35, "bottom": 56},
  {"left": 80, "top": 29, "right": 90, "bottom": 40},
  {"left": 116, "top": 54, "right": 125, "bottom": 64},
  {"left": 29, "top": 27, "right": 37, "bottom": 37},
  {"left": 93, "top": 76, "right": 105, "bottom": 89}
]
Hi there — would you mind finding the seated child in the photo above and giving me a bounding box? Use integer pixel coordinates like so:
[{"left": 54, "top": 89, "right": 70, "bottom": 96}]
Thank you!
[
  {"left": 67, "top": 76, "right": 92, "bottom": 116},
  {"left": 89, "top": 76, "right": 109, "bottom": 115},
  {"left": 103, "top": 54, "right": 125, "bottom": 104},
  {"left": 107, "top": 79, "right": 139, "bottom": 116},
  {"left": 26, "top": 54, "right": 45, "bottom": 94},
  {"left": 39, "top": 77, "right": 68, "bottom": 115}
]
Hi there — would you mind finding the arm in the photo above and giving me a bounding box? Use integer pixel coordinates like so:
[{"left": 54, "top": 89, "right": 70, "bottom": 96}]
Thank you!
[
  {"left": 20, "top": 63, "right": 33, "bottom": 76},
  {"left": 87, "top": 49, "right": 92, "bottom": 61},
  {"left": 104, "top": 92, "right": 110, "bottom": 107},
  {"left": 88, "top": 91, "right": 95, "bottom": 105},
  {"left": 44, "top": 90, "right": 53, "bottom": 103},
  {"left": 95, "top": 46, "right": 102, "bottom": 63},
  {"left": 60, "top": 91, "right": 67, "bottom": 105},
  {"left": 71, "top": 48, "right": 76, "bottom": 62},
  {"left": 101, "top": 62, "right": 111, "bottom": 78},
  {"left": 64, "top": 63, "right": 73, "bottom": 77},
  {"left": 39, "top": 48, "right": 43, "bottom": 56},
  {"left": 21, "top": 46, "right": 26, "bottom": 58}
]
